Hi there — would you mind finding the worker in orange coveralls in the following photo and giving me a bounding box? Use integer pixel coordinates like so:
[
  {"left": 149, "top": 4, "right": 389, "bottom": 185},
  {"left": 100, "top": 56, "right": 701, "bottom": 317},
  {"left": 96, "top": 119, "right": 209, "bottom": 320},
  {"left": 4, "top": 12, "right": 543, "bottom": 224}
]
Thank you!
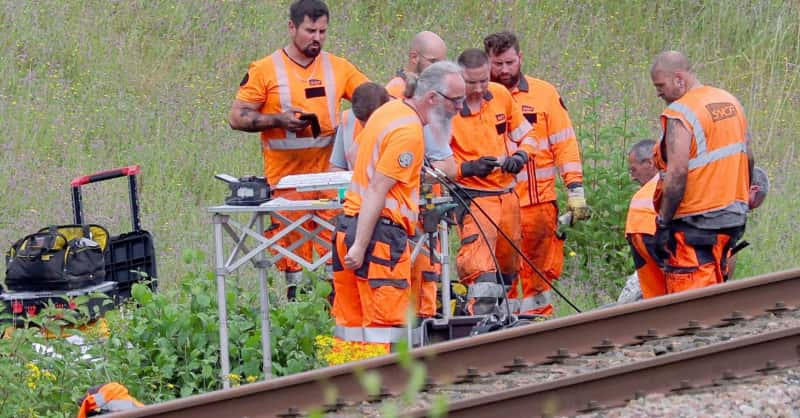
[
  {"left": 650, "top": 50, "right": 753, "bottom": 293},
  {"left": 450, "top": 48, "right": 536, "bottom": 316},
  {"left": 229, "top": 0, "right": 368, "bottom": 300},
  {"left": 76, "top": 382, "right": 143, "bottom": 418},
  {"left": 484, "top": 31, "right": 589, "bottom": 316},
  {"left": 625, "top": 139, "right": 666, "bottom": 299},
  {"left": 331, "top": 61, "right": 465, "bottom": 353}
]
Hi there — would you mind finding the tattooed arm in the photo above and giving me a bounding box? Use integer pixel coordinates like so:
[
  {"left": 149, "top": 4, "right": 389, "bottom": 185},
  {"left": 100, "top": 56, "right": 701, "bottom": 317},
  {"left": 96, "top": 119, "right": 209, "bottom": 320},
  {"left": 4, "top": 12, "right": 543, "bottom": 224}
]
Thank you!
[
  {"left": 228, "top": 99, "right": 309, "bottom": 133},
  {"left": 658, "top": 118, "right": 690, "bottom": 223}
]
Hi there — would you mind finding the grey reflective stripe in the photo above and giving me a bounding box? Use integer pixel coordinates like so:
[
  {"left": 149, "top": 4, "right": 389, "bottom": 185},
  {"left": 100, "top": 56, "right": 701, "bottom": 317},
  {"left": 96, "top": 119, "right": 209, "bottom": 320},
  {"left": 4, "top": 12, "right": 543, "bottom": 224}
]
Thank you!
[
  {"left": 517, "top": 166, "right": 556, "bottom": 182},
  {"left": 341, "top": 110, "right": 357, "bottom": 168},
  {"left": 369, "top": 279, "right": 409, "bottom": 289},
  {"left": 269, "top": 51, "right": 336, "bottom": 145},
  {"left": 348, "top": 182, "right": 418, "bottom": 222},
  {"left": 467, "top": 281, "right": 506, "bottom": 298},
  {"left": 519, "top": 136, "right": 546, "bottom": 151},
  {"left": 510, "top": 120, "right": 533, "bottom": 142},
  {"left": 365, "top": 115, "right": 420, "bottom": 179},
  {"left": 94, "top": 392, "right": 107, "bottom": 408},
  {"left": 548, "top": 127, "right": 576, "bottom": 145},
  {"left": 518, "top": 290, "right": 552, "bottom": 312},
  {"left": 268, "top": 136, "right": 333, "bottom": 150},
  {"left": 667, "top": 102, "right": 707, "bottom": 155},
  {"left": 688, "top": 142, "right": 747, "bottom": 170},
  {"left": 629, "top": 198, "right": 654, "bottom": 210},
  {"left": 271, "top": 51, "right": 296, "bottom": 141},
  {"left": 103, "top": 400, "right": 140, "bottom": 411},
  {"left": 334, "top": 325, "right": 407, "bottom": 343},
  {"left": 560, "top": 162, "right": 583, "bottom": 174},
  {"left": 320, "top": 52, "right": 337, "bottom": 129},
  {"left": 422, "top": 271, "right": 440, "bottom": 282}
]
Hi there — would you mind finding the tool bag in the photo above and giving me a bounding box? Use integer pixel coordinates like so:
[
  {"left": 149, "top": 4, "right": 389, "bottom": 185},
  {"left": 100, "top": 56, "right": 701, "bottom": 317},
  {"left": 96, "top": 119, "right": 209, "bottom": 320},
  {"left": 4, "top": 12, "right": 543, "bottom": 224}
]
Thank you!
[{"left": 5, "top": 224, "right": 109, "bottom": 291}]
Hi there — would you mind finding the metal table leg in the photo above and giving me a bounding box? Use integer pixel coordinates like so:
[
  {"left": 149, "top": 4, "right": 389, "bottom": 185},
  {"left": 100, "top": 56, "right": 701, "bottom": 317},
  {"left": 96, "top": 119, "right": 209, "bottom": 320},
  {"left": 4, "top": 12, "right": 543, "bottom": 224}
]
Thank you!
[
  {"left": 213, "top": 214, "right": 232, "bottom": 389},
  {"left": 256, "top": 214, "right": 273, "bottom": 379},
  {"left": 440, "top": 220, "right": 451, "bottom": 322}
]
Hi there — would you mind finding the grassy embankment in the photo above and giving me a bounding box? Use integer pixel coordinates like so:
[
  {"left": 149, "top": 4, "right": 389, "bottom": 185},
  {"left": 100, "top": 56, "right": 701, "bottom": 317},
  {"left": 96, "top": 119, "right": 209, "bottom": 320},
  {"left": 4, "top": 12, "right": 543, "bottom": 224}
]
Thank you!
[{"left": 2, "top": 0, "right": 798, "bottom": 312}]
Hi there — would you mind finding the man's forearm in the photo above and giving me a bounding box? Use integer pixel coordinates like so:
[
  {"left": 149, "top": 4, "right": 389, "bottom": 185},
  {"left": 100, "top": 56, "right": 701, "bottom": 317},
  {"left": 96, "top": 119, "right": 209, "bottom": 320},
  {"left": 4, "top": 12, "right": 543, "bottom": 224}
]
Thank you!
[
  {"left": 659, "top": 170, "right": 686, "bottom": 222},
  {"left": 233, "top": 108, "right": 279, "bottom": 132}
]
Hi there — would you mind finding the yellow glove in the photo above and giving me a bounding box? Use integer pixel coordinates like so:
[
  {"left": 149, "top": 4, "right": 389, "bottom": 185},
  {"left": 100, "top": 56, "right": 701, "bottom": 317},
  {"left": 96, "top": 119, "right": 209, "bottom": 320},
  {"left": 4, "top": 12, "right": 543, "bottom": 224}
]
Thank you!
[{"left": 567, "top": 186, "right": 591, "bottom": 221}]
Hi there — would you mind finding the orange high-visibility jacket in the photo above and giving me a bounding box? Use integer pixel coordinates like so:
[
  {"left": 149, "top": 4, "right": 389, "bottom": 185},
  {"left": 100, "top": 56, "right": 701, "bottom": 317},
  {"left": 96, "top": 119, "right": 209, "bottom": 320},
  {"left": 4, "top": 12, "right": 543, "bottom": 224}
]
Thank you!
[
  {"left": 76, "top": 382, "right": 143, "bottom": 418},
  {"left": 452, "top": 82, "right": 535, "bottom": 191},
  {"left": 508, "top": 75, "right": 583, "bottom": 206},
  {"left": 654, "top": 86, "right": 750, "bottom": 218},
  {"left": 343, "top": 100, "right": 424, "bottom": 234},
  {"left": 237, "top": 49, "right": 368, "bottom": 185},
  {"left": 625, "top": 176, "right": 658, "bottom": 236}
]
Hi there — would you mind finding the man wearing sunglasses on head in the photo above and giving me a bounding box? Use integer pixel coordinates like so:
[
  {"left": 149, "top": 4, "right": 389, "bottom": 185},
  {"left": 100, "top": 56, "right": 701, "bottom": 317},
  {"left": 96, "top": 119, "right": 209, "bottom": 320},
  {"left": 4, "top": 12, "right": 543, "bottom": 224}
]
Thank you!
[{"left": 449, "top": 48, "right": 536, "bottom": 317}]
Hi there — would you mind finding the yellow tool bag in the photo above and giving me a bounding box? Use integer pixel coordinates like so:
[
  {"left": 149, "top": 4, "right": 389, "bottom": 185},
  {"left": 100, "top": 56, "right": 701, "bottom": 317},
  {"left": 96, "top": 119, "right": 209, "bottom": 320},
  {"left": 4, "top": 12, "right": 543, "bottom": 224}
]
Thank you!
[{"left": 5, "top": 224, "right": 109, "bottom": 292}]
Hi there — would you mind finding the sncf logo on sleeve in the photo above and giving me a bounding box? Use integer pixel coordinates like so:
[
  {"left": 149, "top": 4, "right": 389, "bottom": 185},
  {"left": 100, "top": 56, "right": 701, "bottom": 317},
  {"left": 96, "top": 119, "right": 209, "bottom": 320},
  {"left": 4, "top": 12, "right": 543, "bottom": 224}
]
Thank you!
[{"left": 706, "top": 102, "right": 738, "bottom": 122}]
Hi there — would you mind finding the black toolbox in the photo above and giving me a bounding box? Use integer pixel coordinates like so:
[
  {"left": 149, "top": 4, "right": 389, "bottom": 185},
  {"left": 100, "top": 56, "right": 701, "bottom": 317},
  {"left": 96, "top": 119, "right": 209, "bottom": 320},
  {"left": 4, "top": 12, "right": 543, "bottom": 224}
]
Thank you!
[{"left": 71, "top": 165, "right": 157, "bottom": 300}]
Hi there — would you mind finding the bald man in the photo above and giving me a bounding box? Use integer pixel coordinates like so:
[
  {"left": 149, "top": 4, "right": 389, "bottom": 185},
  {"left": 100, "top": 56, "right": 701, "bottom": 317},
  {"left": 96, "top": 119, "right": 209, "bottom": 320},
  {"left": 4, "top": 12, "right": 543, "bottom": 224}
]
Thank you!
[
  {"left": 650, "top": 51, "right": 754, "bottom": 293},
  {"left": 386, "top": 31, "right": 448, "bottom": 99}
]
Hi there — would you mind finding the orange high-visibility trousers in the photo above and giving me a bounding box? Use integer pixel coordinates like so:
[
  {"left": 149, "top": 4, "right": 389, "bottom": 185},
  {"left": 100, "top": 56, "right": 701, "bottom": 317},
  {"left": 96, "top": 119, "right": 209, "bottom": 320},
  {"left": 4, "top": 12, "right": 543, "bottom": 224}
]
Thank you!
[
  {"left": 409, "top": 234, "right": 440, "bottom": 318},
  {"left": 331, "top": 215, "right": 412, "bottom": 348},
  {"left": 662, "top": 224, "right": 744, "bottom": 294},
  {"left": 628, "top": 233, "right": 667, "bottom": 298},
  {"left": 507, "top": 202, "right": 563, "bottom": 315},
  {"left": 265, "top": 188, "right": 338, "bottom": 274},
  {"left": 457, "top": 192, "right": 521, "bottom": 315}
]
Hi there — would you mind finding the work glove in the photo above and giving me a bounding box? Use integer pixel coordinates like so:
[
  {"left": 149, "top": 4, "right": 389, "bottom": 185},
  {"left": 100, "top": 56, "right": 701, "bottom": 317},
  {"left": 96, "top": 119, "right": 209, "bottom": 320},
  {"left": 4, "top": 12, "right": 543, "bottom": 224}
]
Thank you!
[
  {"left": 567, "top": 185, "right": 591, "bottom": 221},
  {"left": 501, "top": 151, "right": 529, "bottom": 174},
  {"left": 460, "top": 156, "right": 499, "bottom": 178},
  {"left": 653, "top": 216, "right": 672, "bottom": 262}
]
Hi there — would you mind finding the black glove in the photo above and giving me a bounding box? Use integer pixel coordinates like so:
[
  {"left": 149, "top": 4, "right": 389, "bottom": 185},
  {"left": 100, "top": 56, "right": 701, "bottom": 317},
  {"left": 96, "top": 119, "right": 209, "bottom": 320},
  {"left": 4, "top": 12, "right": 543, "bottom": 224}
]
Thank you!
[
  {"left": 461, "top": 156, "right": 499, "bottom": 178},
  {"left": 653, "top": 217, "right": 672, "bottom": 261},
  {"left": 501, "top": 151, "right": 529, "bottom": 174}
]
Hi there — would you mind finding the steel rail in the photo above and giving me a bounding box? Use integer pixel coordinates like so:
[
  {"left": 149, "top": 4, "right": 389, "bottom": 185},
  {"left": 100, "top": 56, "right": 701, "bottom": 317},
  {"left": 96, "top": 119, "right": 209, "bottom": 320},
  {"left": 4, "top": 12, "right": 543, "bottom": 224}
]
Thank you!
[
  {"left": 409, "top": 324, "right": 800, "bottom": 417},
  {"left": 107, "top": 268, "right": 800, "bottom": 418}
]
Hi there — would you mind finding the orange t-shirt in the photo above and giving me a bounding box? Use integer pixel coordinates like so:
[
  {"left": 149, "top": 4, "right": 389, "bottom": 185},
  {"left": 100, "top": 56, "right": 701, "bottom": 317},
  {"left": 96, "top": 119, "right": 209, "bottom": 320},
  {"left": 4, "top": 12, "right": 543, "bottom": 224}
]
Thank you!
[
  {"left": 236, "top": 49, "right": 368, "bottom": 184},
  {"left": 343, "top": 100, "right": 424, "bottom": 234}
]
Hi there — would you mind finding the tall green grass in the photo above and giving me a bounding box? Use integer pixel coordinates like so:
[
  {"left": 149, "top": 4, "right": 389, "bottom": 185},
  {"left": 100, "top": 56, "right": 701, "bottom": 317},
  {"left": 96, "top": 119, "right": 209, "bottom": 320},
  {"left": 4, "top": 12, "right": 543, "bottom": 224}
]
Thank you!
[{"left": 2, "top": 0, "right": 798, "bottom": 299}]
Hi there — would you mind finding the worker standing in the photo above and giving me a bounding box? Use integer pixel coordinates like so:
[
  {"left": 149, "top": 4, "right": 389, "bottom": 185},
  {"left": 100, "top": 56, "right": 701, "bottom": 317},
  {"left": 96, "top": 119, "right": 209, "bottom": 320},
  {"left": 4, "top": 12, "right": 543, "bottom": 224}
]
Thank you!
[
  {"left": 650, "top": 51, "right": 753, "bottom": 292},
  {"left": 331, "top": 62, "right": 465, "bottom": 353},
  {"left": 484, "top": 31, "right": 589, "bottom": 316},
  {"left": 386, "top": 31, "right": 448, "bottom": 99},
  {"left": 625, "top": 139, "right": 666, "bottom": 299},
  {"left": 228, "top": 0, "right": 368, "bottom": 299},
  {"left": 450, "top": 49, "right": 535, "bottom": 316}
]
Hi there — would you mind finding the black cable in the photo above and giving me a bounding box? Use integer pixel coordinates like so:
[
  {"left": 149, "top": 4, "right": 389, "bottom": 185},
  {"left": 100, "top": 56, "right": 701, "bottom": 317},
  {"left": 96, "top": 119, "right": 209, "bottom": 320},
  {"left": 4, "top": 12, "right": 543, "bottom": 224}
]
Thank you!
[
  {"left": 426, "top": 165, "right": 582, "bottom": 314},
  {"left": 422, "top": 164, "right": 514, "bottom": 322}
]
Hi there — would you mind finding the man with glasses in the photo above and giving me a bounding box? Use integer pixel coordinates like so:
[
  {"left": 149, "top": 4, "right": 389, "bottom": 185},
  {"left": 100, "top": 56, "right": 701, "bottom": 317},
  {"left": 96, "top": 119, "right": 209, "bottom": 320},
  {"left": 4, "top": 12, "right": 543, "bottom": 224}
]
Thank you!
[
  {"left": 386, "top": 31, "right": 448, "bottom": 99},
  {"left": 450, "top": 49, "right": 536, "bottom": 316},
  {"left": 331, "top": 61, "right": 465, "bottom": 354}
]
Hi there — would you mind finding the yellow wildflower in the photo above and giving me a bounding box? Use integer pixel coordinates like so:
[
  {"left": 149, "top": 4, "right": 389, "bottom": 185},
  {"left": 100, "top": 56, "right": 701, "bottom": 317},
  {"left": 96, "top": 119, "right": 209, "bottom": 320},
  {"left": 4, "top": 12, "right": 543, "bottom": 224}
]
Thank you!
[
  {"left": 569, "top": 251, "right": 577, "bottom": 257},
  {"left": 246, "top": 375, "right": 258, "bottom": 383}
]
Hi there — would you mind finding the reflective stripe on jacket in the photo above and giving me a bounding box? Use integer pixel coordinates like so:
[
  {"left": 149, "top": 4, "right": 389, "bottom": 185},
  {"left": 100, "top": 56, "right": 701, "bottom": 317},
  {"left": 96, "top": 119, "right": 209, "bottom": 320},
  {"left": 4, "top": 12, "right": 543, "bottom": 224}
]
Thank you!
[{"left": 654, "top": 85, "right": 750, "bottom": 218}]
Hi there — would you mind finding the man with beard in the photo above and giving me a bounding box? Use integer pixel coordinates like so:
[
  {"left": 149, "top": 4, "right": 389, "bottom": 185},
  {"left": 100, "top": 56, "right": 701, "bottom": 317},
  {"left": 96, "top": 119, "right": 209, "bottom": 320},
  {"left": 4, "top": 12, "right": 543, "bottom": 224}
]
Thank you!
[
  {"left": 450, "top": 49, "right": 536, "bottom": 316},
  {"left": 331, "top": 61, "right": 465, "bottom": 354},
  {"left": 229, "top": 0, "right": 368, "bottom": 300},
  {"left": 386, "top": 31, "right": 448, "bottom": 99},
  {"left": 484, "top": 31, "right": 588, "bottom": 316},
  {"left": 650, "top": 51, "right": 752, "bottom": 292}
]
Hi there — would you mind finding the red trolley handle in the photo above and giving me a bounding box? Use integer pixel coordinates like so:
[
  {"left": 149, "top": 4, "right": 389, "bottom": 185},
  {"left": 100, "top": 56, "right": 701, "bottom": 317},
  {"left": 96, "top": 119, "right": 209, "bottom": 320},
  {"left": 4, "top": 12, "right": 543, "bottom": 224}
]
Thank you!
[{"left": 70, "top": 165, "right": 141, "bottom": 187}]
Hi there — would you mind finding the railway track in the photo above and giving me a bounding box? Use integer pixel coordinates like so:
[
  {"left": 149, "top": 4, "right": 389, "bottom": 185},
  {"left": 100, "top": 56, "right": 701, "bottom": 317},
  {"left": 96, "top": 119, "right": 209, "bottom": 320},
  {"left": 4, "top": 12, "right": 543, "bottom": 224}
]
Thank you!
[{"left": 109, "top": 268, "right": 800, "bottom": 418}]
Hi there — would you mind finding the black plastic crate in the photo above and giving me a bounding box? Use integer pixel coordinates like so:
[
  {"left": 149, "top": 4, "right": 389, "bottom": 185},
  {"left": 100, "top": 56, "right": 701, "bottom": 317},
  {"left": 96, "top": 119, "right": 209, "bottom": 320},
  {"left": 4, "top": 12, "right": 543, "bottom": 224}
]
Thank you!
[
  {"left": 106, "top": 231, "right": 157, "bottom": 288},
  {"left": 0, "top": 281, "right": 119, "bottom": 326}
]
